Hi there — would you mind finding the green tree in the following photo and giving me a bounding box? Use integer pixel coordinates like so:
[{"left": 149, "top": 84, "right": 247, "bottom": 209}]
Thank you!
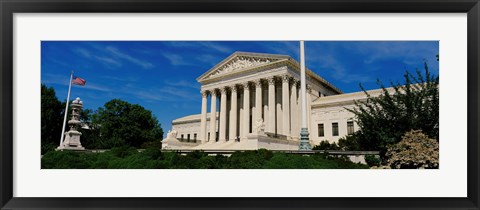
[
  {"left": 92, "top": 99, "right": 163, "bottom": 148},
  {"left": 77, "top": 108, "right": 99, "bottom": 149},
  {"left": 41, "top": 84, "right": 64, "bottom": 154},
  {"left": 346, "top": 63, "right": 439, "bottom": 157}
]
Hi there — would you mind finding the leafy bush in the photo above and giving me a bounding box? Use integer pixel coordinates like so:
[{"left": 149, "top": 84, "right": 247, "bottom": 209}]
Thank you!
[
  {"left": 227, "top": 150, "right": 271, "bottom": 169},
  {"left": 41, "top": 142, "right": 57, "bottom": 155},
  {"left": 41, "top": 150, "right": 95, "bottom": 169},
  {"left": 337, "top": 132, "right": 362, "bottom": 151},
  {"left": 385, "top": 130, "right": 439, "bottom": 169},
  {"left": 110, "top": 146, "right": 138, "bottom": 158},
  {"left": 42, "top": 149, "right": 369, "bottom": 169},
  {"left": 312, "top": 140, "right": 339, "bottom": 150},
  {"left": 141, "top": 139, "right": 163, "bottom": 149},
  {"left": 364, "top": 154, "right": 381, "bottom": 167}
]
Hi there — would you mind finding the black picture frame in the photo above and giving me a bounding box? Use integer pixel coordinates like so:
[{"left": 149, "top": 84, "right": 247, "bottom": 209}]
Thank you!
[{"left": 1, "top": 0, "right": 479, "bottom": 209}]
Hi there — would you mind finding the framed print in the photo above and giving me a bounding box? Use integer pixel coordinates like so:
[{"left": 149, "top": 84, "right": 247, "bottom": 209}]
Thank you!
[{"left": 1, "top": 0, "right": 479, "bottom": 209}]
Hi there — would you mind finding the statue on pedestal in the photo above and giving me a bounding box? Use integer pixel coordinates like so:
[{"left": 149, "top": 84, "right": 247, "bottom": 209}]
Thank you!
[
  {"left": 255, "top": 118, "right": 265, "bottom": 135},
  {"left": 166, "top": 129, "right": 178, "bottom": 140},
  {"left": 162, "top": 128, "right": 179, "bottom": 149},
  {"left": 58, "top": 97, "right": 85, "bottom": 150}
]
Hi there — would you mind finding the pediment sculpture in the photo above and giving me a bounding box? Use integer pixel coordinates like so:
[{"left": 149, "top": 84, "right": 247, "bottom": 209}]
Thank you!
[{"left": 207, "top": 56, "right": 272, "bottom": 79}]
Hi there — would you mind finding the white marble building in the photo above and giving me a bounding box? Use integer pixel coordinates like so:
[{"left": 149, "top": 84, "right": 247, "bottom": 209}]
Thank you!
[{"left": 162, "top": 52, "right": 385, "bottom": 150}]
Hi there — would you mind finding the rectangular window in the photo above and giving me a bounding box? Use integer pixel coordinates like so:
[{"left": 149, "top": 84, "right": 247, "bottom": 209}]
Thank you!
[
  {"left": 332, "top": 122, "right": 339, "bottom": 136},
  {"left": 187, "top": 134, "right": 190, "bottom": 141},
  {"left": 208, "top": 132, "right": 210, "bottom": 141},
  {"left": 194, "top": 133, "right": 197, "bottom": 141},
  {"left": 318, "top": 124, "right": 324, "bottom": 137},
  {"left": 347, "top": 121, "right": 354, "bottom": 135},
  {"left": 181, "top": 134, "right": 184, "bottom": 140}
]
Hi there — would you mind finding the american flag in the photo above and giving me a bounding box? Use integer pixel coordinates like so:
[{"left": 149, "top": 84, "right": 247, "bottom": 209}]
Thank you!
[{"left": 72, "top": 75, "right": 86, "bottom": 86}]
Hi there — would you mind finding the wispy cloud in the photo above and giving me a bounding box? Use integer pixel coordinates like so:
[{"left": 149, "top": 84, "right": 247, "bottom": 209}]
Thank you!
[
  {"left": 42, "top": 73, "right": 113, "bottom": 92},
  {"left": 74, "top": 45, "right": 154, "bottom": 69},
  {"left": 74, "top": 47, "right": 121, "bottom": 68},
  {"left": 198, "top": 42, "right": 233, "bottom": 54},
  {"left": 101, "top": 75, "right": 139, "bottom": 82},
  {"left": 94, "top": 56, "right": 122, "bottom": 67},
  {"left": 258, "top": 42, "right": 299, "bottom": 58},
  {"left": 81, "top": 84, "right": 113, "bottom": 92},
  {"left": 75, "top": 48, "right": 92, "bottom": 58},
  {"left": 105, "top": 46, "right": 154, "bottom": 69},
  {"left": 348, "top": 42, "right": 439, "bottom": 70},
  {"left": 157, "top": 86, "right": 197, "bottom": 101},
  {"left": 195, "top": 54, "right": 222, "bottom": 66},
  {"left": 167, "top": 41, "right": 233, "bottom": 54},
  {"left": 161, "top": 53, "right": 191, "bottom": 66},
  {"left": 164, "top": 80, "right": 200, "bottom": 90},
  {"left": 311, "top": 54, "right": 372, "bottom": 84},
  {"left": 121, "top": 85, "right": 198, "bottom": 103},
  {"left": 131, "top": 90, "right": 168, "bottom": 102},
  {"left": 46, "top": 57, "right": 70, "bottom": 67}
]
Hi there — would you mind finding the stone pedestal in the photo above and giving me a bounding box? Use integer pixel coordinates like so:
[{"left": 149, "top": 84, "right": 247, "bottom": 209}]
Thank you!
[
  {"left": 246, "top": 133, "right": 299, "bottom": 150},
  {"left": 58, "top": 97, "right": 85, "bottom": 151},
  {"left": 61, "top": 130, "right": 85, "bottom": 150}
]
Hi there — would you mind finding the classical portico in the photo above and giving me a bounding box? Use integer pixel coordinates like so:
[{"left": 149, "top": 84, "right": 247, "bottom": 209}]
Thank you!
[
  {"left": 188, "top": 52, "right": 343, "bottom": 149},
  {"left": 199, "top": 76, "right": 299, "bottom": 143}
]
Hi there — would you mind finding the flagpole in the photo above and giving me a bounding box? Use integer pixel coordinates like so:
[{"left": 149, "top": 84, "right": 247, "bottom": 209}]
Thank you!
[
  {"left": 59, "top": 70, "right": 74, "bottom": 148},
  {"left": 299, "top": 41, "right": 312, "bottom": 150}
]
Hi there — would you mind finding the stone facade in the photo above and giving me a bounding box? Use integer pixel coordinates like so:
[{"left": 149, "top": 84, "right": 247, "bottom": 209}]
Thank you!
[{"left": 163, "top": 52, "right": 384, "bottom": 150}]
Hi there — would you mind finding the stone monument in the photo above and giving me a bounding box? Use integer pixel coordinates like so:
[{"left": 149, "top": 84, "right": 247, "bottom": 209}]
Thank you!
[
  {"left": 161, "top": 129, "right": 179, "bottom": 149},
  {"left": 255, "top": 118, "right": 265, "bottom": 135},
  {"left": 58, "top": 97, "right": 85, "bottom": 150}
]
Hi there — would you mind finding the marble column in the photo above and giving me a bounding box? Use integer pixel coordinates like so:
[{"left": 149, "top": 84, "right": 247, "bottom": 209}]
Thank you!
[
  {"left": 242, "top": 82, "right": 250, "bottom": 139},
  {"left": 229, "top": 85, "right": 238, "bottom": 141},
  {"left": 290, "top": 80, "right": 298, "bottom": 139},
  {"left": 267, "top": 77, "right": 276, "bottom": 133},
  {"left": 307, "top": 85, "right": 312, "bottom": 137},
  {"left": 254, "top": 79, "right": 262, "bottom": 128},
  {"left": 219, "top": 87, "right": 228, "bottom": 142},
  {"left": 209, "top": 90, "right": 217, "bottom": 142},
  {"left": 282, "top": 75, "right": 290, "bottom": 137},
  {"left": 200, "top": 90, "right": 208, "bottom": 143},
  {"left": 262, "top": 84, "right": 269, "bottom": 129}
]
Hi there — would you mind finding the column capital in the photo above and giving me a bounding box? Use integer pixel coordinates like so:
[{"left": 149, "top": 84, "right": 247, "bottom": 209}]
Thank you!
[
  {"left": 306, "top": 85, "right": 312, "bottom": 93},
  {"left": 253, "top": 79, "right": 262, "bottom": 87},
  {"left": 201, "top": 90, "right": 208, "bottom": 97},
  {"left": 211, "top": 89, "right": 218, "bottom": 96},
  {"left": 231, "top": 85, "right": 238, "bottom": 92},
  {"left": 267, "top": 77, "right": 276, "bottom": 85},
  {"left": 242, "top": 82, "right": 251, "bottom": 89},
  {"left": 292, "top": 78, "right": 299, "bottom": 85},
  {"left": 281, "top": 74, "right": 291, "bottom": 83},
  {"left": 220, "top": 86, "right": 228, "bottom": 94}
]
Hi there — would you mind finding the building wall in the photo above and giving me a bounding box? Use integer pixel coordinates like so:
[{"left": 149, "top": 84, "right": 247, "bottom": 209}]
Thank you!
[
  {"left": 172, "top": 117, "right": 216, "bottom": 142},
  {"left": 309, "top": 104, "right": 359, "bottom": 145},
  {"left": 171, "top": 94, "right": 362, "bottom": 146}
]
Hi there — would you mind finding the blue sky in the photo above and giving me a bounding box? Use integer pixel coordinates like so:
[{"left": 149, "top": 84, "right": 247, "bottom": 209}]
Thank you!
[{"left": 41, "top": 41, "right": 439, "bottom": 135}]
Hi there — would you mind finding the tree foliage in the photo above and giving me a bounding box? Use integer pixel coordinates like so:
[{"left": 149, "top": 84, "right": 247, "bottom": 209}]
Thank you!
[
  {"left": 346, "top": 63, "right": 439, "bottom": 156},
  {"left": 385, "top": 130, "right": 439, "bottom": 169},
  {"left": 41, "top": 84, "right": 65, "bottom": 154},
  {"left": 92, "top": 99, "right": 163, "bottom": 148},
  {"left": 312, "top": 140, "right": 339, "bottom": 151}
]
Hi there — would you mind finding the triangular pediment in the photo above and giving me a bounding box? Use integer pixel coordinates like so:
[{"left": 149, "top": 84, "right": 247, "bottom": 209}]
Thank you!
[{"left": 197, "top": 52, "right": 290, "bottom": 82}]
